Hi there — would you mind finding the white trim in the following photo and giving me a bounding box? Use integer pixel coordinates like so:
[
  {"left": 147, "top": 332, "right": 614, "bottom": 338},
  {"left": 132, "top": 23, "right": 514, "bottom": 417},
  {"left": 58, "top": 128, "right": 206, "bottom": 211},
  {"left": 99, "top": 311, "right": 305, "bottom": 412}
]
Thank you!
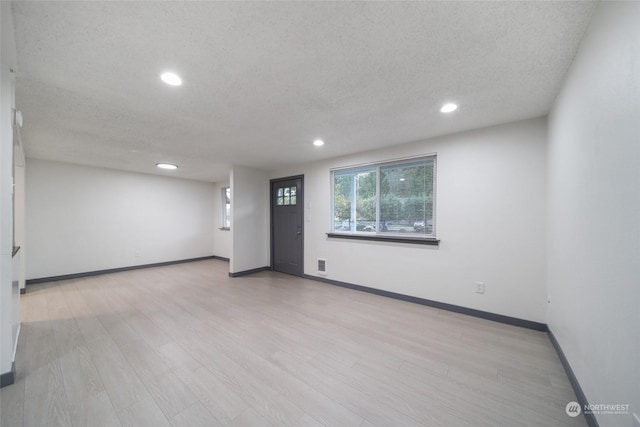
[
  {"left": 330, "top": 152, "right": 437, "bottom": 172},
  {"left": 432, "top": 156, "right": 437, "bottom": 237}
]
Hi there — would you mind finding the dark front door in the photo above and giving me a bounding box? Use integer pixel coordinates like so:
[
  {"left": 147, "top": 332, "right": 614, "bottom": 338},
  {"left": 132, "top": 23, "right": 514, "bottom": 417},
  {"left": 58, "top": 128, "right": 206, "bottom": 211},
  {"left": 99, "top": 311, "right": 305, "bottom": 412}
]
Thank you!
[{"left": 271, "top": 176, "right": 303, "bottom": 276}]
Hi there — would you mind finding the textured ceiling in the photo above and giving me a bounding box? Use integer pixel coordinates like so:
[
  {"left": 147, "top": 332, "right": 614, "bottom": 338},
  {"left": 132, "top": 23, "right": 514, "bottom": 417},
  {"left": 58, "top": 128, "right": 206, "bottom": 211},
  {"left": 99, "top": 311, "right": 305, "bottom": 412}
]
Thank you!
[{"left": 11, "top": 1, "right": 596, "bottom": 182}]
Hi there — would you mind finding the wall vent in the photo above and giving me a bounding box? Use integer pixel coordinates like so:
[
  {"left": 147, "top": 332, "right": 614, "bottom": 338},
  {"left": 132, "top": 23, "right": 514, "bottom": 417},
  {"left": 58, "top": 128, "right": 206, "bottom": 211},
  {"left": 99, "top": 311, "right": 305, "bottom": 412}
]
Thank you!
[{"left": 317, "top": 259, "right": 326, "bottom": 273}]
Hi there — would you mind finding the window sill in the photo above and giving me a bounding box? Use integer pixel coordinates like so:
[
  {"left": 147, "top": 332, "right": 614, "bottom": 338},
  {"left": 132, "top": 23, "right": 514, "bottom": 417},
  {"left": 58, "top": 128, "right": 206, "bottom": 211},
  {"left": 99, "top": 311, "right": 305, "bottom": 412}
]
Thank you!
[
  {"left": 326, "top": 233, "right": 439, "bottom": 245},
  {"left": 219, "top": 227, "right": 230, "bottom": 231}
]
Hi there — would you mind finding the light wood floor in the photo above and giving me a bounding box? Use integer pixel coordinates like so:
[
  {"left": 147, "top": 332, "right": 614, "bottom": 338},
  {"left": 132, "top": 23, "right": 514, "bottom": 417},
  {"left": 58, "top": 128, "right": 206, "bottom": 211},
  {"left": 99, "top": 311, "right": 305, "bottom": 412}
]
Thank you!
[{"left": 1, "top": 259, "right": 586, "bottom": 427}]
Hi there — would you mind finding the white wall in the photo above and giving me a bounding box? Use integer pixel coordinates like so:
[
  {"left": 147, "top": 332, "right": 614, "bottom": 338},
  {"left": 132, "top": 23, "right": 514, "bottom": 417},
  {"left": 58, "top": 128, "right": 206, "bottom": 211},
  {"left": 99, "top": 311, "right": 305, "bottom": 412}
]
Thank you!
[
  {"left": 0, "top": 64, "right": 16, "bottom": 379},
  {"left": 547, "top": 3, "right": 640, "bottom": 426},
  {"left": 213, "top": 180, "right": 231, "bottom": 260},
  {"left": 1, "top": 0, "right": 18, "bottom": 378},
  {"left": 272, "top": 117, "right": 548, "bottom": 323},
  {"left": 26, "top": 159, "right": 215, "bottom": 279},
  {"left": 230, "top": 165, "right": 269, "bottom": 274}
]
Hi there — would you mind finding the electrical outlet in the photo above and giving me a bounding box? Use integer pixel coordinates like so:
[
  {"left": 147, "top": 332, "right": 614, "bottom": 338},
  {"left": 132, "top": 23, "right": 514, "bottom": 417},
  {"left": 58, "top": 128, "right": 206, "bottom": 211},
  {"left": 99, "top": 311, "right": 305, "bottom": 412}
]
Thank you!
[{"left": 475, "top": 281, "right": 485, "bottom": 294}]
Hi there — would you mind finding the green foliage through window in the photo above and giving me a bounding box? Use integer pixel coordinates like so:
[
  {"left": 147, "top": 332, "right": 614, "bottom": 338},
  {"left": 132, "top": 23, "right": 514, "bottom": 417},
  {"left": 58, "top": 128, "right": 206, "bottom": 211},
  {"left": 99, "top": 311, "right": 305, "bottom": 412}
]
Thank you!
[
  {"left": 276, "top": 186, "right": 297, "bottom": 206},
  {"left": 332, "top": 157, "right": 435, "bottom": 236}
]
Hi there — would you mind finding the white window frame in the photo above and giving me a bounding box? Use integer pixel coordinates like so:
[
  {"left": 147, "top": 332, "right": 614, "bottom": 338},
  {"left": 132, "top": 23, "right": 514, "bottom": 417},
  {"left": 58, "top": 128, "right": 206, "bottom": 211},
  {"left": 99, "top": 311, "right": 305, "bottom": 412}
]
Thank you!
[{"left": 221, "top": 187, "right": 231, "bottom": 229}]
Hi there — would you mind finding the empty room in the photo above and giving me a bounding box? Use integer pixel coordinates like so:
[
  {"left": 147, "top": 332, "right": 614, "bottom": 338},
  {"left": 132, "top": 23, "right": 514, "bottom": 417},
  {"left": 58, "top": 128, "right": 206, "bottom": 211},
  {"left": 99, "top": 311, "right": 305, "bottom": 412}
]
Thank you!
[{"left": 0, "top": 1, "right": 638, "bottom": 427}]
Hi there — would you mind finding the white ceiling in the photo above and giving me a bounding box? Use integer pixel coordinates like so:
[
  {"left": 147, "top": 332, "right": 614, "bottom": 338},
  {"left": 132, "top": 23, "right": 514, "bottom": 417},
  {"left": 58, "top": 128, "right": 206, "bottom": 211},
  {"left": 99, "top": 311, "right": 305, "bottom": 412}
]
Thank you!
[{"left": 11, "top": 1, "right": 596, "bottom": 182}]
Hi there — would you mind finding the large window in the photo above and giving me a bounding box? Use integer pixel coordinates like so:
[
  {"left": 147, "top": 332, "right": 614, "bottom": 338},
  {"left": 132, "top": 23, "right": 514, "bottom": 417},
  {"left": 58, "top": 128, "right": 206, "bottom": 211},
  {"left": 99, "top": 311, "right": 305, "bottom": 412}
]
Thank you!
[{"left": 332, "top": 156, "right": 435, "bottom": 238}]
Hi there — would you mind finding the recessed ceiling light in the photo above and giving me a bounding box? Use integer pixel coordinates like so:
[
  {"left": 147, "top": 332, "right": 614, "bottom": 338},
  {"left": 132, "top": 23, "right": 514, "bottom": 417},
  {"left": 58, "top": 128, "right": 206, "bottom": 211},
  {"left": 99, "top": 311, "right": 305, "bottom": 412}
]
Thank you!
[
  {"left": 160, "top": 72, "right": 182, "bottom": 86},
  {"left": 156, "top": 163, "right": 178, "bottom": 170},
  {"left": 313, "top": 139, "right": 324, "bottom": 147},
  {"left": 399, "top": 178, "right": 405, "bottom": 182},
  {"left": 440, "top": 103, "right": 458, "bottom": 113}
]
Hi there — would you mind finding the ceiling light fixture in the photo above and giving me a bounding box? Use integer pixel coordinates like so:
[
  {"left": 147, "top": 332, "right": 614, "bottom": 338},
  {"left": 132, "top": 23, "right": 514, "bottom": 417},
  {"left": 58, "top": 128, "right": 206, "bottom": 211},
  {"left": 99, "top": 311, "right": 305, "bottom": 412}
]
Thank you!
[
  {"left": 156, "top": 163, "right": 178, "bottom": 170},
  {"left": 160, "top": 72, "right": 182, "bottom": 86},
  {"left": 440, "top": 103, "right": 458, "bottom": 113},
  {"left": 313, "top": 139, "right": 324, "bottom": 147}
]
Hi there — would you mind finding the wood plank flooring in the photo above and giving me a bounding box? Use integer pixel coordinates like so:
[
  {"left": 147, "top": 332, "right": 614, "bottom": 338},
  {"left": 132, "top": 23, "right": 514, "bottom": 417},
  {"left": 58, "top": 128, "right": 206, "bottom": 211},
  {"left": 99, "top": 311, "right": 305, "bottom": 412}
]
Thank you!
[{"left": 1, "top": 259, "right": 586, "bottom": 426}]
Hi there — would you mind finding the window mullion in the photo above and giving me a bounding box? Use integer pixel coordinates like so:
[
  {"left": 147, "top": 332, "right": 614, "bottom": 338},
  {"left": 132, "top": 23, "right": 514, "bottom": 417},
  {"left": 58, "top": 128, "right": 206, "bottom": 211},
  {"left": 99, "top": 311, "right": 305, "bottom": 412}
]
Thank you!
[
  {"left": 351, "top": 174, "right": 357, "bottom": 233},
  {"left": 375, "top": 165, "right": 381, "bottom": 235}
]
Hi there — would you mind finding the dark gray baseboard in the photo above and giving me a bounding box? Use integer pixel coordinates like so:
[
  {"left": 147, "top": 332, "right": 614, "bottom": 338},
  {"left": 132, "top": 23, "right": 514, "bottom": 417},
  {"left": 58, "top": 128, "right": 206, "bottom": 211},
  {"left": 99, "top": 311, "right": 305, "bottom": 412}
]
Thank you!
[
  {"left": 547, "top": 327, "right": 599, "bottom": 427},
  {"left": 0, "top": 362, "right": 15, "bottom": 388},
  {"left": 213, "top": 256, "right": 230, "bottom": 262},
  {"left": 229, "top": 266, "right": 270, "bottom": 277},
  {"left": 26, "top": 256, "right": 218, "bottom": 285},
  {"left": 302, "top": 274, "right": 547, "bottom": 332}
]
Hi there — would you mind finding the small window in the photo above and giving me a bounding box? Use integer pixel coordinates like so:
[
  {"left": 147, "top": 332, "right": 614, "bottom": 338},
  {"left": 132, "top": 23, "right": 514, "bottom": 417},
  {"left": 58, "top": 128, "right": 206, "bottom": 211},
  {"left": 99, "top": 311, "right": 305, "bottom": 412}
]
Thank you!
[
  {"left": 276, "top": 186, "right": 297, "bottom": 206},
  {"left": 222, "top": 187, "right": 231, "bottom": 229},
  {"left": 331, "top": 155, "right": 436, "bottom": 238}
]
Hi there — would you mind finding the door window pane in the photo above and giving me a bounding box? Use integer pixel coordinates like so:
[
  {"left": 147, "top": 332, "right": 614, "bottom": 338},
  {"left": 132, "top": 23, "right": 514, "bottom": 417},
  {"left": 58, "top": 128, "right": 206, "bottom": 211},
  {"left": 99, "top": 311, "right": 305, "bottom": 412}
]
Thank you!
[
  {"left": 276, "top": 187, "right": 283, "bottom": 206},
  {"left": 276, "top": 186, "right": 297, "bottom": 206},
  {"left": 290, "top": 186, "right": 297, "bottom": 205},
  {"left": 284, "top": 187, "right": 290, "bottom": 205}
]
